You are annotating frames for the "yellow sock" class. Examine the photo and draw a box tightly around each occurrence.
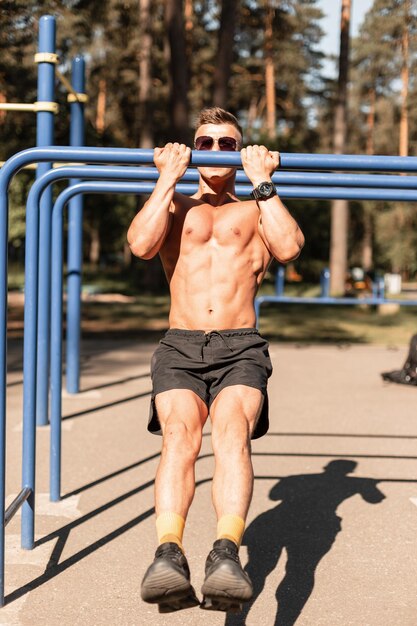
[216,514,245,548]
[156,512,185,551]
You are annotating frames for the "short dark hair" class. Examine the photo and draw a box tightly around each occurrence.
[194,107,243,138]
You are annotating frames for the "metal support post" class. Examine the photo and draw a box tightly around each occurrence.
[66,57,86,394]
[23,17,56,556]
[320,268,331,298]
[275,266,285,296]
[35,15,56,429]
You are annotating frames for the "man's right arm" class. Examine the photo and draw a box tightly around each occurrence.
[127,143,191,259]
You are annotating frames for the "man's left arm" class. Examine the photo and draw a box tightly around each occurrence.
[241,145,305,262]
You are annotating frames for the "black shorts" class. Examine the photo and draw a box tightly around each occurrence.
[148,328,273,439]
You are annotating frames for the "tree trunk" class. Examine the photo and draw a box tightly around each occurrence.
[213,0,238,108]
[123,240,132,268]
[0,91,6,124]
[366,86,375,156]
[399,0,410,157]
[95,78,106,136]
[265,3,276,141]
[164,0,190,143]
[246,96,259,142]
[89,219,100,267]
[184,0,193,31]
[138,0,154,148]
[362,86,375,271]
[184,0,193,61]
[329,0,351,295]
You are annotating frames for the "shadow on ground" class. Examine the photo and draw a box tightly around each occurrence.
[225,460,386,626]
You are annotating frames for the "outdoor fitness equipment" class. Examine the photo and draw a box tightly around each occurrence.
[2,118,417,613]
[0,15,87,425]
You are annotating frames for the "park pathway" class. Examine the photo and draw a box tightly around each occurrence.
[3,339,417,626]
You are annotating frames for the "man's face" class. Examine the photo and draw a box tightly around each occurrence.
[194,123,242,182]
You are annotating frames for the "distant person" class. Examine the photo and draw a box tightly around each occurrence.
[381,333,417,386]
[127,107,304,613]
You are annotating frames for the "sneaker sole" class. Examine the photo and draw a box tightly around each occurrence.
[201,568,253,612]
[141,565,200,612]
[201,596,243,613]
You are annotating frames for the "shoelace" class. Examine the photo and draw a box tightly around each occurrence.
[156,545,183,560]
[209,546,240,564]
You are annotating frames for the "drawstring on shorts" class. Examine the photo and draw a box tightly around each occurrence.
[201,330,234,360]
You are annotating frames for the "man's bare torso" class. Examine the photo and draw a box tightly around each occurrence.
[160,194,272,331]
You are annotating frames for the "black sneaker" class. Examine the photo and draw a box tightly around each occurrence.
[141,542,200,613]
[201,538,253,613]
[381,369,417,385]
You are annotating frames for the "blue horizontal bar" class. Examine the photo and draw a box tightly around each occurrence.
[42,164,417,190]
[4,146,417,176]
[256,296,417,306]
[27,164,417,202]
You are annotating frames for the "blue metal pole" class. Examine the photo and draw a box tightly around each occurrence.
[35,15,56,428]
[275,266,285,296]
[66,57,86,395]
[22,15,55,552]
[49,181,198,500]
[8,145,417,174]
[320,268,331,298]
[50,191,64,502]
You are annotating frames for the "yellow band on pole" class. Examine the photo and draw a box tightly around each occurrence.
[34,52,59,64]
[34,101,59,114]
[56,70,87,104]
[0,162,87,170]
[0,103,37,112]
[0,102,59,113]
[67,93,88,104]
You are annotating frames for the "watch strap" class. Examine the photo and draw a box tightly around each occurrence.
[250,181,277,200]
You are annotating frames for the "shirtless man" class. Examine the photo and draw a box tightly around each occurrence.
[127,107,304,614]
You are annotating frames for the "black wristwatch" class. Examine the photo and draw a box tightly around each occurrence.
[250,181,277,201]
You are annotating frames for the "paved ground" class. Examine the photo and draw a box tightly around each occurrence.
[3,338,417,626]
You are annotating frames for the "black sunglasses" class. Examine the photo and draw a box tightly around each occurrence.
[194,136,239,151]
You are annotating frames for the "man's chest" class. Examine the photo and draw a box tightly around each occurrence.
[176,204,259,248]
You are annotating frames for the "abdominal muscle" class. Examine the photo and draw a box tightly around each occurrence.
[167,246,266,331]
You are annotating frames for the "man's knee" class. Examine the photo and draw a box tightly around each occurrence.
[162,419,203,460]
[211,418,251,456]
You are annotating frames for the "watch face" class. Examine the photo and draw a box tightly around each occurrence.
[259,182,274,196]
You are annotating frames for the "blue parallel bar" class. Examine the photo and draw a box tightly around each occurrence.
[254,295,417,325]
[49,181,198,500]
[31,165,417,189]
[0,149,159,559]
[256,295,417,306]
[66,57,86,395]
[35,15,56,429]
[27,163,417,460]
[7,145,417,173]
[2,144,417,557]
[31,164,417,429]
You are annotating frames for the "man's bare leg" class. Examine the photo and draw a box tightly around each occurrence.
[141,389,208,612]
[155,389,209,521]
[200,385,263,612]
[210,385,262,520]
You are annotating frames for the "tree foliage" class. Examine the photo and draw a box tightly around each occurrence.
[2,0,417,286]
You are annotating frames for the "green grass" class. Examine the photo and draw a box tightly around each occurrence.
[7,264,416,345]
[77,295,417,346]
[258,303,417,345]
